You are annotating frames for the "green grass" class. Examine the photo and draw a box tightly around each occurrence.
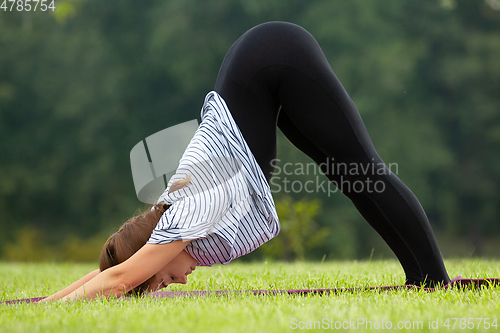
[1,259,499,332]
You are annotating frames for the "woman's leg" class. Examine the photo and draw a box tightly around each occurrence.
[277,111,422,284]
[214,21,449,285]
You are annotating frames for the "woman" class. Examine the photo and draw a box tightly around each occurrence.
[43,21,450,302]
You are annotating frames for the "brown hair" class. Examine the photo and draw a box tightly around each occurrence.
[99,175,191,295]
[99,202,170,294]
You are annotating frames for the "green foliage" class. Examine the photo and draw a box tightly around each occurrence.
[1,0,500,260]
[3,229,54,262]
[257,197,329,260]
[3,228,106,262]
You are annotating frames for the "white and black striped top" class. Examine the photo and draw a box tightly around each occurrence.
[147,91,280,266]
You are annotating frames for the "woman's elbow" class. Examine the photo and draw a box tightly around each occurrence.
[104,265,137,295]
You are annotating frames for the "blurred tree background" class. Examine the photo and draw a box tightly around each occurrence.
[1,0,499,262]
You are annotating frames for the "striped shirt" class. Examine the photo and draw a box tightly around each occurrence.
[147,91,280,266]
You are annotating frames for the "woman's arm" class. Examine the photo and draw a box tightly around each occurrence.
[42,240,189,302]
[42,269,101,302]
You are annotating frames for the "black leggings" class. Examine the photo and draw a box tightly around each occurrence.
[214,21,450,286]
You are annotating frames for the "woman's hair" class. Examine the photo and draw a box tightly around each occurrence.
[99,202,170,294]
[99,173,192,295]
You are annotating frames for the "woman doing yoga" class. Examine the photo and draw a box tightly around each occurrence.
[43,21,450,302]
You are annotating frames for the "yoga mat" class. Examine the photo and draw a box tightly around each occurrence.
[3,276,499,305]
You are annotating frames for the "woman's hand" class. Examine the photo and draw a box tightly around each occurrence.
[43,240,189,302]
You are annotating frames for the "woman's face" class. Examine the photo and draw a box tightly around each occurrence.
[146,249,198,291]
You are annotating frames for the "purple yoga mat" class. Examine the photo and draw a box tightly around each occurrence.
[151,276,500,298]
[3,276,499,305]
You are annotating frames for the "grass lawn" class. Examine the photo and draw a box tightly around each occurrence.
[1,259,499,332]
